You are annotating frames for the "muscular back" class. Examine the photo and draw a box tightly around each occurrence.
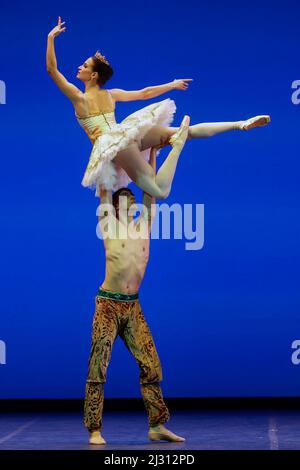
[74,89,116,118]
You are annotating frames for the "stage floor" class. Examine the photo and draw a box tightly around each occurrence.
[0,409,300,450]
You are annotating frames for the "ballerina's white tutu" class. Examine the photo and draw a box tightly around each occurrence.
[75,98,176,195]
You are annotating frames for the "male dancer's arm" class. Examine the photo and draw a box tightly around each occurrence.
[98,186,112,205]
[97,187,117,238]
[136,147,157,232]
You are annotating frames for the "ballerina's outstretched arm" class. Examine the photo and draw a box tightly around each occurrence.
[109,78,193,102]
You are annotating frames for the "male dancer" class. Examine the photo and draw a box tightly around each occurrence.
[84,134,188,445]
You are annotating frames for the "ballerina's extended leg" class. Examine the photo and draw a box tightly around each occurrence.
[188,114,271,138]
[138,115,271,149]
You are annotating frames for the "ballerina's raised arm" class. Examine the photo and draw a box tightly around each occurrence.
[46,16,83,104]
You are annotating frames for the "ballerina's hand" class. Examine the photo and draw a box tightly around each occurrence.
[172,78,193,91]
[48,16,67,38]
[152,136,170,150]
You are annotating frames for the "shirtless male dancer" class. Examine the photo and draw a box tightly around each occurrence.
[84,143,187,445]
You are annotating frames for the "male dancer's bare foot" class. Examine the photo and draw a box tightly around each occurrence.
[89,430,107,445]
[238,115,271,131]
[148,424,186,442]
[169,115,190,149]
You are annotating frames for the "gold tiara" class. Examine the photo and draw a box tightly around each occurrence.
[94,50,110,66]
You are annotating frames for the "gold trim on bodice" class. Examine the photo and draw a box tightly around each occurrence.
[75,110,115,119]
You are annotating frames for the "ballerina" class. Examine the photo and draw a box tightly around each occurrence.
[46,17,271,199]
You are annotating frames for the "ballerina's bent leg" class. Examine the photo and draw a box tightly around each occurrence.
[113,116,190,200]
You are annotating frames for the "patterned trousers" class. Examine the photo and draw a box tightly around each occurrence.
[84,291,170,431]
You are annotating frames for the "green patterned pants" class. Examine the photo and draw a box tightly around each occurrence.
[84,288,170,431]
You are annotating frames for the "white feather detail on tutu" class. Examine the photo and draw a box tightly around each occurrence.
[81,98,177,195]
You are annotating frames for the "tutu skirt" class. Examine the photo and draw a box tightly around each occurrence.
[79,98,176,194]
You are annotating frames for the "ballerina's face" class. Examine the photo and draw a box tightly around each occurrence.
[76,57,97,83]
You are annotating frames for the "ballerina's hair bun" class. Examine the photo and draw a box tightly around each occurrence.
[92,51,114,86]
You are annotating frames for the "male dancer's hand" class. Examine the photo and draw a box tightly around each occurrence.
[155,136,170,149]
[86,126,102,145]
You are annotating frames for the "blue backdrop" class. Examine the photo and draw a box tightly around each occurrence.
[1,0,300,398]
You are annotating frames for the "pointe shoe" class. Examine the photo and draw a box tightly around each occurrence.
[148,425,186,443]
[169,115,190,148]
[241,115,271,130]
[89,430,107,445]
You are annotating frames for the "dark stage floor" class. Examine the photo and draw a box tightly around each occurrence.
[1,409,300,450]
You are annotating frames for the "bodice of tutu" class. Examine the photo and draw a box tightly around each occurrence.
[75,111,117,134]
